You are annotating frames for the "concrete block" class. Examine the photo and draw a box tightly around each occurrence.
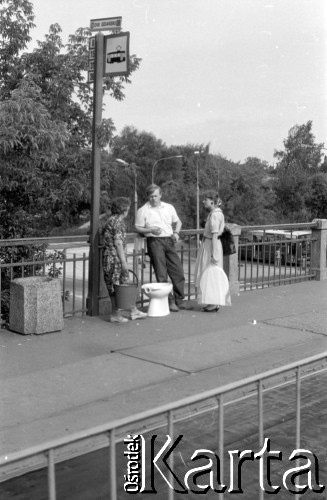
[9,277,64,335]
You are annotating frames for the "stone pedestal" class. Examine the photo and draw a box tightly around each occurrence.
[311,219,327,280]
[9,277,64,335]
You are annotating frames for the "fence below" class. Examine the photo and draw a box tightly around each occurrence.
[1,220,325,322]
[238,223,317,291]
[1,352,327,499]
[0,236,89,324]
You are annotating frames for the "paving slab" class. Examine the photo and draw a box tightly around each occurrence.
[115,322,323,372]
[0,280,327,479]
[264,310,327,335]
[1,354,183,427]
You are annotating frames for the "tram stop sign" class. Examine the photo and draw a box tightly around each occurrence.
[104,32,130,77]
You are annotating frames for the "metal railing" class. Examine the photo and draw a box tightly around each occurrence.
[0,233,200,322]
[1,352,327,498]
[0,236,90,323]
[125,230,200,306]
[238,223,316,290]
[0,222,319,322]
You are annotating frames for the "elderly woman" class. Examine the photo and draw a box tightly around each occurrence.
[194,191,231,312]
[102,197,146,323]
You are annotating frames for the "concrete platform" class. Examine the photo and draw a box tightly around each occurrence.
[0,280,327,476]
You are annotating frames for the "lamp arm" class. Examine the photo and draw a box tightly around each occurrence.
[151,161,159,184]
[151,155,183,184]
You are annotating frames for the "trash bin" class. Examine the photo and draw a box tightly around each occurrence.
[9,277,64,335]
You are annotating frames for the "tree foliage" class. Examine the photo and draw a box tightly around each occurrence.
[0,0,142,325]
[307,173,327,219]
[273,121,327,222]
[0,1,141,238]
[0,0,35,98]
[1,1,326,239]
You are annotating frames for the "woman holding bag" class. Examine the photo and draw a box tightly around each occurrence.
[194,191,231,312]
[102,197,147,323]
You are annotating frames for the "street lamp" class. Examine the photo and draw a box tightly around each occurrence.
[194,151,200,246]
[116,159,138,221]
[151,155,183,184]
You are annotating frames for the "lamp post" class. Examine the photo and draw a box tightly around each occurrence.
[151,155,183,184]
[194,151,200,246]
[116,159,138,221]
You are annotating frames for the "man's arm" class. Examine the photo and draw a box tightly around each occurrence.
[134,225,162,236]
[174,219,182,233]
[172,217,182,241]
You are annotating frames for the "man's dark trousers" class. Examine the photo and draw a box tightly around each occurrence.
[146,237,185,304]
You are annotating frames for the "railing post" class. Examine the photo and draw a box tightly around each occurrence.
[311,219,327,280]
[48,448,56,500]
[223,223,241,295]
[133,233,144,284]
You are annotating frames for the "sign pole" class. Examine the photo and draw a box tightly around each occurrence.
[87,32,104,316]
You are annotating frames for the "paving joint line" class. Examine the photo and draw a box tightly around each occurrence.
[261,319,327,337]
[113,350,192,374]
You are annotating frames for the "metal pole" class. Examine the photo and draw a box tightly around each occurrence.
[132,163,138,221]
[194,152,200,247]
[87,32,104,316]
[109,429,117,500]
[294,367,301,500]
[167,410,174,500]
[258,380,264,500]
[48,448,56,500]
[196,157,199,233]
[151,160,158,184]
[218,395,224,500]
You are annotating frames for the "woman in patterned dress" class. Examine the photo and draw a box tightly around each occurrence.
[102,197,147,323]
[194,191,231,312]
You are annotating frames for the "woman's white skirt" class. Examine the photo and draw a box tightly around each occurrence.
[194,239,231,306]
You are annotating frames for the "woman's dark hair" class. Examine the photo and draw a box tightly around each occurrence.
[202,190,222,207]
[110,197,131,215]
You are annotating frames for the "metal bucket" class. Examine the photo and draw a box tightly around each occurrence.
[114,270,139,310]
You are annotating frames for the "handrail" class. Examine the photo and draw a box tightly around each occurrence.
[1,350,327,467]
[0,220,321,320]
[0,235,90,247]
[242,221,318,231]
[0,221,318,247]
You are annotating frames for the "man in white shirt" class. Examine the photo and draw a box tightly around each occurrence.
[135,184,192,311]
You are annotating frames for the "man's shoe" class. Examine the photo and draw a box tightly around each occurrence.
[130,309,147,320]
[178,302,194,310]
[169,303,179,312]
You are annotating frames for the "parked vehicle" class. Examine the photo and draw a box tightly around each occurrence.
[239,229,311,266]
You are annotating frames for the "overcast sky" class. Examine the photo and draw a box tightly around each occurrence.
[30,0,327,164]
